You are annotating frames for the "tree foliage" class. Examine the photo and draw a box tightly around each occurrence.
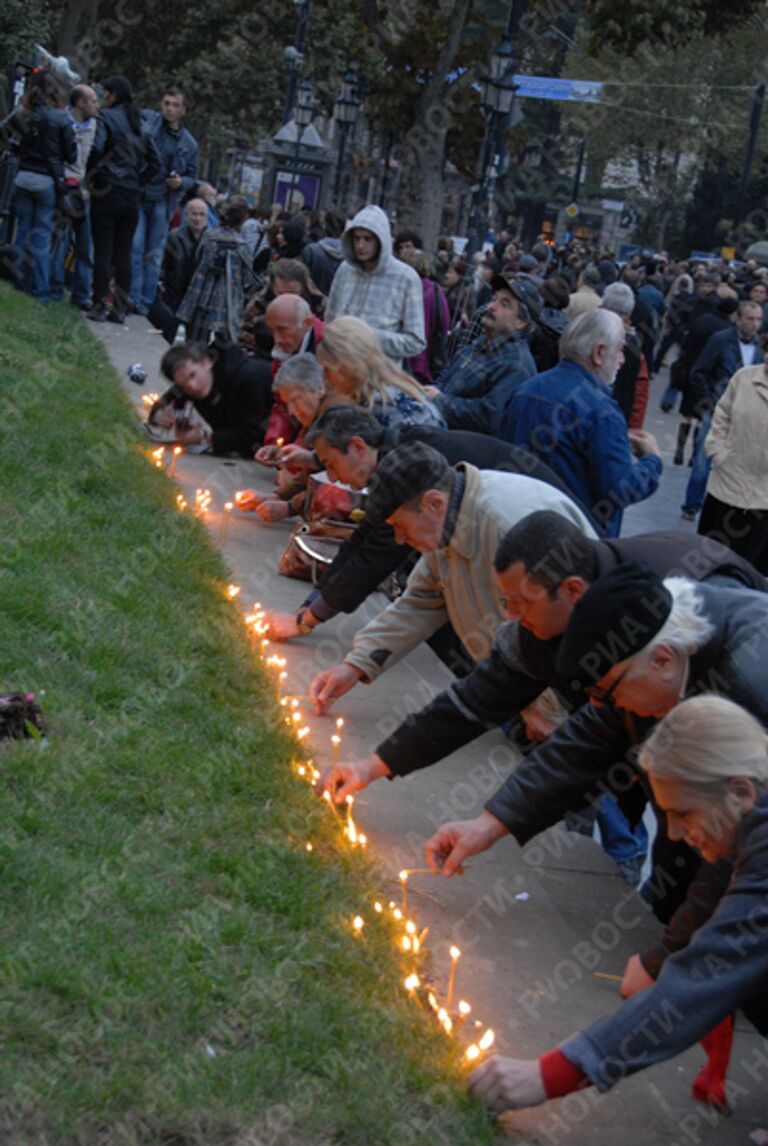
[584,0,765,57]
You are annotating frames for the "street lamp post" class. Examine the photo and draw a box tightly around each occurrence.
[466,1,523,256]
[332,69,360,207]
[283,0,311,125]
[290,77,315,212]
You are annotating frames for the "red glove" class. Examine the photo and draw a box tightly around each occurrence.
[692,1014,734,1111]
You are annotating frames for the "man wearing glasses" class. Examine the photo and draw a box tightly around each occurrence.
[424,561,768,998]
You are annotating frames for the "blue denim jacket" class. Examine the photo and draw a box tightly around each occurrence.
[434,331,536,436]
[501,358,662,536]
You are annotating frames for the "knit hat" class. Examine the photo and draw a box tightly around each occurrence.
[555,562,673,688]
[365,442,451,525]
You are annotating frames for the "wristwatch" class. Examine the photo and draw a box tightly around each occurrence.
[295,607,315,635]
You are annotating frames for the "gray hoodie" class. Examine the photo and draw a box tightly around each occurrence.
[325,204,426,363]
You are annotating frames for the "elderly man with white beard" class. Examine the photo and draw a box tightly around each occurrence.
[500,308,662,537]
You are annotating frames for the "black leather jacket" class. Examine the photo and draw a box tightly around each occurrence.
[87,105,161,193]
[7,105,76,185]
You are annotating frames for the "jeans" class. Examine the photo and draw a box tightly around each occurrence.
[130,197,170,311]
[13,174,56,304]
[660,381,680,411]
[682,409,712,516]
[596,794,649,886]
[50,198,93,306]
[91,185,140,315]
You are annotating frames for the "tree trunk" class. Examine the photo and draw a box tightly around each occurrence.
[53,0,100,71]
[393,99,448,251]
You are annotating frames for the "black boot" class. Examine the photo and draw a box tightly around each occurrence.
[674,422,691,465]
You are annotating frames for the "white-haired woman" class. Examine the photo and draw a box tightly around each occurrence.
[469,694,768,1114]
[317,316,446,430]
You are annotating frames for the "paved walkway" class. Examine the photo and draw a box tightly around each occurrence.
[89,315,765,1144]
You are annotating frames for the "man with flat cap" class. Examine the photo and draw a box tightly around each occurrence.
[309,442,596,713]
[424,562,768,997]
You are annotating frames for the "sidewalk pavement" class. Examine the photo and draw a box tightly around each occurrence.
[88,315,765,1144]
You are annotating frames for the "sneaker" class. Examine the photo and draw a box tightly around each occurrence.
[107,310,126,325]
[87,305,109,322]
[681,509,697,523]
[673,448,684,465]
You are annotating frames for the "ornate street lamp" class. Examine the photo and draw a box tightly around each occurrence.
[290,78,315,211]
[467,14,520,255]
[332,69,361,207]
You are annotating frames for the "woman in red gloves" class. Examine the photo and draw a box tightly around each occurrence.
[470,694,768,1113]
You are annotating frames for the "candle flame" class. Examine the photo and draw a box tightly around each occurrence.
[404,973,419,991]
[427,992,438,1011]
[227,584,240,599]
[335,717,344,730]
[224,500,233,511]
[331,734,341,747]
[405,921,416,934]
[465,1045,480,1062]
[478,1029,495,1051]
[374,902,383,913]
[392,908,402,921]
[358,834,367,846]
[402,937,411,951]
[352,915,364,932]
[173,446,183,457]
[450,945,461,960]
[399,870,408,882]
[305,842,313,852]
[458,1000,471,1017]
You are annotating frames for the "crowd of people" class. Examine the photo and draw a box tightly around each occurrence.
[5,65,768,1123]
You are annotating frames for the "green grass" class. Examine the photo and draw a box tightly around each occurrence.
[0,285,496,1146]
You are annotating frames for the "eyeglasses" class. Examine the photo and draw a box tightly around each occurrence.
[584,667,628,708]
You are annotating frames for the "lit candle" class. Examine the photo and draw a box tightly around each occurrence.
[330,733,341,803]
[399,870,409,916]
[478,1029,495,1052]
[220,499,233,543]
[305,842,313,853]
[465,1045,480,1063]
[169,445,183,478]
[374,902,383,914]
[278,670,287,697]
[276,437,285,448]
[152,446,165,469]
[352,915,365,937]
[457,1000,471,1027]
[446,945,461,1010]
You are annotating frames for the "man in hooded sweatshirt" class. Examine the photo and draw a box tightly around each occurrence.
[325,204,426,364]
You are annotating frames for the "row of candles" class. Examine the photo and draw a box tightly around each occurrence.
[147,441,496,1067]
[246,598,496,1066]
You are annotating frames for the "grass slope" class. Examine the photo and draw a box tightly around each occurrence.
[0,285,496,1146]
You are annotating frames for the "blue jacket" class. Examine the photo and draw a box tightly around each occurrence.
[561,787,768,1091]
[501,358,662,536]
[140,109,198,212]
[689,324,764,414]
[434,331,536,436]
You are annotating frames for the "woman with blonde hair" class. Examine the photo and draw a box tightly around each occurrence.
[468,694,768,1115]
[317,316,445,430]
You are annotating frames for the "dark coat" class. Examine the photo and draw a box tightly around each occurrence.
[87,105,161,193]
[150,344,272,456]
[302,427,576,621]
[8,105,76,184]
[160,223,204,312]
[140,109,198,210]
[689,324,764,415]
[562,789,768,1089]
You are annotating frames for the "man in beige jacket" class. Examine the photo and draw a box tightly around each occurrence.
[565,266,602,320]
[309,442,596,712]
[699,362,768,573]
